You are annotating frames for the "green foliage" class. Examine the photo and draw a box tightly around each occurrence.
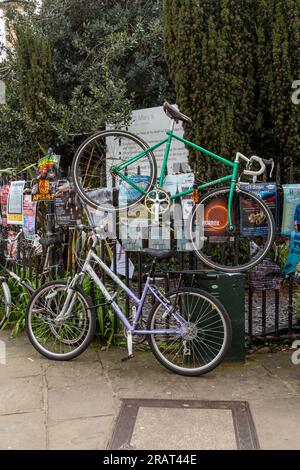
[293,291,300,319]
[0,0,173,167]
[163,0,300,179]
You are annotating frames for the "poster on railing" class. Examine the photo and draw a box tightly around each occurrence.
[7,180,25,225]
[203,195,234,239]
[240,183,277,236]
[281,184,300,236]
[284,231,300,275]
[23,195,37,240]
[32,153,60,202]
[55,179,82,227]
[0,183,10,227]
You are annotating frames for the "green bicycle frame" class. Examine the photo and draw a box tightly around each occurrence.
[112,129,239,228]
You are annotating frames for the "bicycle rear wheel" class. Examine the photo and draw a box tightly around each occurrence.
[148,287,231,376]
[26,281,96,360]
[71,130,157,211]
[189,186,275,272]
[0,279,10,328]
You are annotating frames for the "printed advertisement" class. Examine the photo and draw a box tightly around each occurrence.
[204,195,232,237]
[32,153,60,202]
[240,183,277,236]
[7,180,25,225]
[118,175,150,207]
[23,195,37,240]
[284,231,300,275]
[0,183,10,227]
[281,184,300,236]
[55,179,82,227]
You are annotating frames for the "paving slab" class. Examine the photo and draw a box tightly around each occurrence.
[0,375,44,415]
[0,411,46,450]
[48,383,117,421]
[48,415,114,450]
[0,331,300,450]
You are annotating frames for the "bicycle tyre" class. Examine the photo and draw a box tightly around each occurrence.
[147,287,232,376]
[26,280,96,361]
[189,186,275,272]
[0,279,11,328]
[71,129,157,211]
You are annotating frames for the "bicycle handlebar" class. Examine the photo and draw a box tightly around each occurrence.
[243,155,266,177]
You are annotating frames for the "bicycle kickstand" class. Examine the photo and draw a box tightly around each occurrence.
[122,330,135,362]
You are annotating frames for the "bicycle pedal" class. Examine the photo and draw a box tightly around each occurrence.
[121,354,134,362]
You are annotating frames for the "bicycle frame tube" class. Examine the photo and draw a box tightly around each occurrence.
[60,247,187,335]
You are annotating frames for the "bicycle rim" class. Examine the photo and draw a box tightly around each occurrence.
[190,187,275,272]
[72,130,157,211]
[26,282,95,359]
[148,288,231,376]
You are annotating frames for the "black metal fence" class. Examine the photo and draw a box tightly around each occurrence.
[1,162,300,343]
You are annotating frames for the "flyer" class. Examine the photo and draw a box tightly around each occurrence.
[281,184,300,236]
[32,153,60,202]
[7,180,25,225]
[204,195,232,237]
[23,195,37,240]
[0,183,10,227]
[240,183,277,236]
[55,179,82,227]
[284,231,300,275]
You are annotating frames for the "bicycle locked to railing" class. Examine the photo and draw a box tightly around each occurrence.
[26,225,232,376]
[71,102,276,273]
[0,228,64,329]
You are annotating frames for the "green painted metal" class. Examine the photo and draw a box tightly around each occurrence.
[169,132,235,168]
[113,169,147,195]
[114,138,169,171]
[158,131,173,188]
[111,129,242,230]
[171,174,233,200]
[227,162,239,228]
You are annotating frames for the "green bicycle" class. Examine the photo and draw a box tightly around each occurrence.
[71,102,275,272]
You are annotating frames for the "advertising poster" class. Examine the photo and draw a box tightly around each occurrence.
[281,184,300,236]
[32,153,60,202]
[7,180,25,225]
[284,231,300,275]
[110,241,134,279]
[55,179,82,227]
[0,183,10,227]
[5,230,18,258]
[240,183,277,236]
[204,195,232,238]
[23,195,37,240]
[118,175,150,207]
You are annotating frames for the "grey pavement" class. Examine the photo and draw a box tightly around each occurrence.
[0,330,299,450]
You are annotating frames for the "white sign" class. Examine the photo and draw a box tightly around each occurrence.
[127,105,190,174]
[106,105,190,187]
[7,180,25,225]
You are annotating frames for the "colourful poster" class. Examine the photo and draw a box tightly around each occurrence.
[204,195,232,237]
[55,179,82,227]
[240,183,277,236]
[281,184,300,236]
[0,184,10,227]
[7,180,25,225]
[32,153,60,202]
[284,231,300,275]
[23,195,37,240]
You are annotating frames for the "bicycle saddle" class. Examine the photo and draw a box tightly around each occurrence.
[163,102,192,125]
[143,248,175,260]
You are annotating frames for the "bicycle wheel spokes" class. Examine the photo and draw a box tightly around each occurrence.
[72,130,156,211]
[27,284,93,358]
[190,187,275,272]
[148,289,231,376]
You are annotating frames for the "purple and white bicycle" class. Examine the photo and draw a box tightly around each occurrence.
[25,227,232,376]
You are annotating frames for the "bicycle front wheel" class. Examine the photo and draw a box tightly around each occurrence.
[148,288,231,376]
[26,281,96,360]
[189,186,275,272]
[71,130,157,211]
